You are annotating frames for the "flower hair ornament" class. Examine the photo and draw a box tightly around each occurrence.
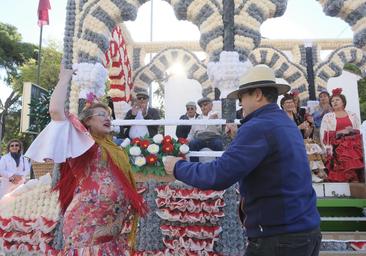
[85,92,97,108]
[290,89,299,97]
[332,88,343,96]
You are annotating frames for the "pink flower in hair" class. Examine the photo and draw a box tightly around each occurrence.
[86,92,97,105]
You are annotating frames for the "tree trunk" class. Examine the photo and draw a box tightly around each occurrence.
[0,91,19,142]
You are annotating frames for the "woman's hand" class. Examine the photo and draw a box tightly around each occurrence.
[9,175,22,184]
[225,123,237,139]
[298,121,308,130]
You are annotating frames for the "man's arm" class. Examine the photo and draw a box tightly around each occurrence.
[173,126,269,190]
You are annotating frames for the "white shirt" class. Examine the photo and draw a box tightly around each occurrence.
[0,153,31,198]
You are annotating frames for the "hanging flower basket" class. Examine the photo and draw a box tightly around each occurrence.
[122,134,189,177]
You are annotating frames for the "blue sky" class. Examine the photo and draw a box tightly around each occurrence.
[0,0,353,101]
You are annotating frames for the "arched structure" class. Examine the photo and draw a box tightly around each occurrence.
[318,0,366,51]
[63,0,366,112]
[249,46,309,101]
[314,45,366,92]
[133,48,214,98]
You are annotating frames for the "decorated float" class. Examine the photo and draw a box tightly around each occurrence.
[1,0,366,255]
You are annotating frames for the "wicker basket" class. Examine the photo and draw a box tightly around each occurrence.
[32,162,54,179]
[133,172,175,183]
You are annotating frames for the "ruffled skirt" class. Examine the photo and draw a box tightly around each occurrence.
[326,134,364,182]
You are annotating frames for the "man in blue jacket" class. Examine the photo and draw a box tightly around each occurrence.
[164,65,321,256]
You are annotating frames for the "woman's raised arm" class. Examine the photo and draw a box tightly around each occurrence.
[49,66,73,121]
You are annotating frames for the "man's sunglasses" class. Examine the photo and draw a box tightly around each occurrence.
[137,96,148,100]
[186,107,195,111]
[10,144,20,148]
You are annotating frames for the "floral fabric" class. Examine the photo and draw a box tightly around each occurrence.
[53,147,132,255]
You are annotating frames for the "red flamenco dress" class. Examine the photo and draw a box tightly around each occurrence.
[324,116,364,182]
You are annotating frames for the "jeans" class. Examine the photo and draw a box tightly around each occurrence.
[189,137,224,162]
[245,228,322,256]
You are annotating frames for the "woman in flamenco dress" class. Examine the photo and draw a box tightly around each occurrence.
[320,88,364,182]
[25,66,147,255]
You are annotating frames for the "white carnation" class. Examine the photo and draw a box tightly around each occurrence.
[120,138,131,148]
[129,146,141,156]
[153,134,164,144]
[147,144,159,154]
[179,144,190,154]
[135,156,146,167]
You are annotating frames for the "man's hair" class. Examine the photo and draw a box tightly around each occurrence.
[245,87,278,103]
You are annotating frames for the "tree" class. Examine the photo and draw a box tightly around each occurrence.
[2,44,62,145]
[0,22,36,143]
[344,63,366,122]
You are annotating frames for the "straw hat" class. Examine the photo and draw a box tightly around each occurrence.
[227,65,290,99]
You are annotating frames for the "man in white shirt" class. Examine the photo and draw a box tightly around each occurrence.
[187,97,223,162]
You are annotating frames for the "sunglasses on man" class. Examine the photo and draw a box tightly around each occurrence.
[186,107,195,111]
[10,144,20,148]
[137,96,148,101]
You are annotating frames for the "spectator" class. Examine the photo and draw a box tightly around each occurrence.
[176,101,199,139]
[187,97,223,162]
[312,90,331,142]
[122,89,160,139]
[0,139,31,198]
[320,88,364,182]
[280,93,312,138]
[291,89,306,121]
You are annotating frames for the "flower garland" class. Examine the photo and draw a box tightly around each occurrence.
[121,134,190,176]
[207,51,253,98]
[71,62,108,99]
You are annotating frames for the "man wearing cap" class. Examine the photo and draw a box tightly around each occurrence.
[122,89,160,139]
[187,97,223,162]
[164,65,321,256]
[176,101,199,139]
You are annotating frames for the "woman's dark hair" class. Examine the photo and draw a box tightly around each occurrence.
[330,94,347,108]
[6,139,23,154]
[280,93,294,109]
[243,87,279,103]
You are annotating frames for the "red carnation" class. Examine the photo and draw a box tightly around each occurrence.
[131,138,141,145]
[146,154,158,165]
[140,139,150,149]
[178,137,188,144]
[163,135,172,144]
[332,88,342,96]
[162,143,174,154]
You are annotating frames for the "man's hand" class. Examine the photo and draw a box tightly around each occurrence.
[163,156,182,175]
[131,104,140,116]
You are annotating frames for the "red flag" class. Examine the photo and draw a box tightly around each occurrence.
[38,0,51,26]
